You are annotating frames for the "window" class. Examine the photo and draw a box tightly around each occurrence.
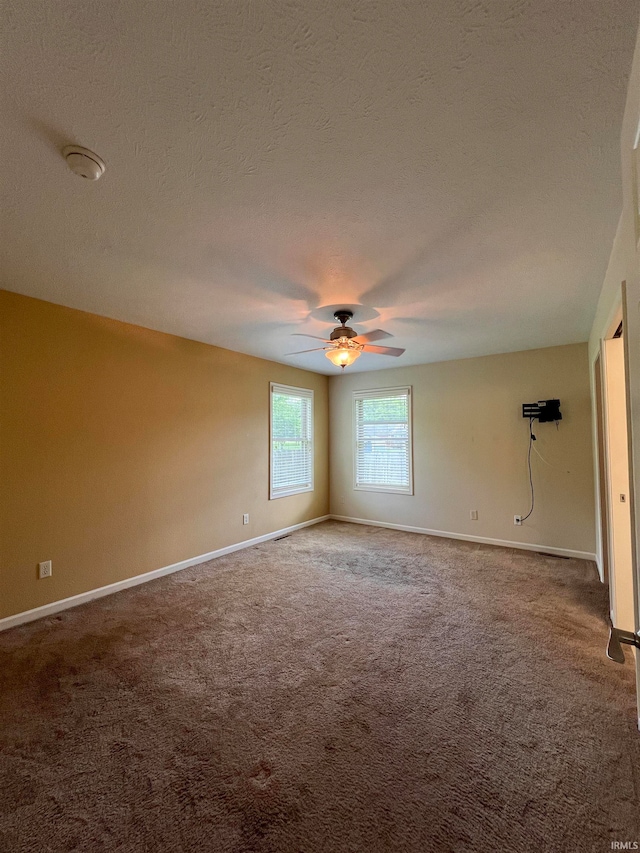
[270,383,314,499]
[354,387,413,494]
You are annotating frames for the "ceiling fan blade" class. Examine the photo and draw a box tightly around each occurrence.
[353,329,392,344]
[362,344,405,357]
[291,333,332,342]
[285,347,329,355]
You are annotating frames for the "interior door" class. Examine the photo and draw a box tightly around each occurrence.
[603,282,640,728]
[622,282,640,726]
[603,335,635,634]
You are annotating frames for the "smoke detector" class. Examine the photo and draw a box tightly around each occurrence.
[62,145,105,181]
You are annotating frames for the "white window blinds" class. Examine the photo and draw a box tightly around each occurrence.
[270,383,314,499]
[354,387,413,493]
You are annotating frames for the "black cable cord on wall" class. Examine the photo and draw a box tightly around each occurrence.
[522,417,536,522]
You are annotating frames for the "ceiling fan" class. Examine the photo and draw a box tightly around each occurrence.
[288,310,405,369]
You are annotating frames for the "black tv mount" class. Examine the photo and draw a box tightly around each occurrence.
[522,399,562,423]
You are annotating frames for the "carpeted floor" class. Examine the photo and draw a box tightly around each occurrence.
[1,521,639,853]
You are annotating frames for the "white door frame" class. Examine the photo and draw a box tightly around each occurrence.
[593,350,611,593]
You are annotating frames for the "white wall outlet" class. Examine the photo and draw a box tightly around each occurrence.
[38,560,52,579]
[243,513,249,525]
[470,510,478,521]
[514,515,522,526]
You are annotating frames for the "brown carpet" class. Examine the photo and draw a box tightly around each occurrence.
[1,521,639,852]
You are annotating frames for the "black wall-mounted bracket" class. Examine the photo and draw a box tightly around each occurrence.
[522,399,562,423]
[522,403,541,419]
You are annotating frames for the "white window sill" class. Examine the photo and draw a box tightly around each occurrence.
[354,485,413,496]
[270,486,314,500]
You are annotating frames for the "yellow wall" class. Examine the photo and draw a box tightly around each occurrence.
[329,343,596,555]
[0,291,329,619]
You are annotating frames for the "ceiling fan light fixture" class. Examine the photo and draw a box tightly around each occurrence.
[325,346,361,369]
[288,309,404,365]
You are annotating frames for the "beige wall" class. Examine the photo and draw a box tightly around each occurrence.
[330,344,596,556]
[0,291,329,620]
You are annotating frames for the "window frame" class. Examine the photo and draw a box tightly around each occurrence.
[353,386,413,495]
[269,382,314,500]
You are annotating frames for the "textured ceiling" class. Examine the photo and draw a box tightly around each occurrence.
[2,1,639,374]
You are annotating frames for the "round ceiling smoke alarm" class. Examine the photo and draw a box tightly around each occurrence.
[62,145,105,180]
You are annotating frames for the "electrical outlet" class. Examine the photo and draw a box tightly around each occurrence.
[514,515,522,526]
[243,513,249,525]
[38,560,52,579]
[470,510,478,520]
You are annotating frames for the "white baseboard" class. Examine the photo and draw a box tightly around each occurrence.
[0,515,331,632]
[329,515,597,562]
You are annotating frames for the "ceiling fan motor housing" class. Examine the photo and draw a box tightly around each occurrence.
[330,310,357,340]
